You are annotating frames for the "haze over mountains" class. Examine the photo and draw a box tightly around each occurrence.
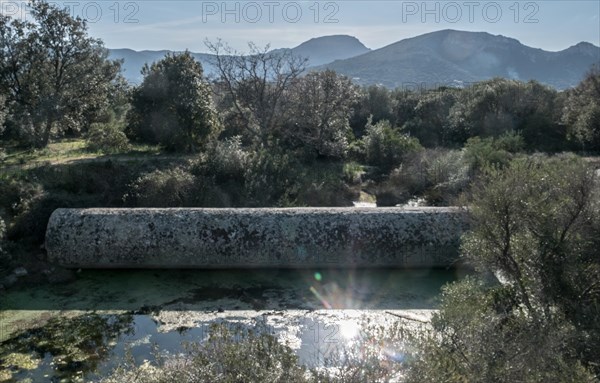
[109,35,369,84]
[109,30,600,90]
[319,30,600,90]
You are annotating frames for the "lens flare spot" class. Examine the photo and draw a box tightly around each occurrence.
[310,286,332,309]
[383,347,406,363]
[314,272,322,281]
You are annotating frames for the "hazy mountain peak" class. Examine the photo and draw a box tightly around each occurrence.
[562,41,600,56]
[319,29,600,89]
[293,35,368,49]
[289,35,370,66]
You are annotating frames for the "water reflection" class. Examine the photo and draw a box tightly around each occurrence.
[0,313,134,382]
[0,268,462,381]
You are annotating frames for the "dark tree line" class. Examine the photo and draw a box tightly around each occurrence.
[350,73,600,153]
[1,1,599,160]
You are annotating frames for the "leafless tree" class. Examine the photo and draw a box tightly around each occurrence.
[205,39,307,147]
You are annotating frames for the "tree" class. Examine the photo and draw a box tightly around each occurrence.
[0,0,121,147]
[406,277,596,383]
[0,215,5,258]
[402,87,459,147]
[349,85,396,139]
[563,66,600,152]
[127,51,219,152]
[518,80,564,151]
[0,93,7,137]
[392,89,420,129]
[464,156,600,348]
[286,70,359,158]
[206,40,307,147]
[406,155,600,381]
[86,76,131,153]
[448,78,519,142]
[447,78,561,149]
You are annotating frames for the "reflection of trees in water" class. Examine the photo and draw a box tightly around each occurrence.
[0,313,134,380]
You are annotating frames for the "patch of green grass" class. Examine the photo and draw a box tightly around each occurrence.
[0,139,163,169]
[1,139,89,166]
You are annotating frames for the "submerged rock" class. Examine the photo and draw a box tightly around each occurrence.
[13,267,28,277]
[43,267,76,284]
[2,273,17,287]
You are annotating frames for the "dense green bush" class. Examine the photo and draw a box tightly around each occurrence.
[372,148,470,206]
[463,131,525,173]
[0,160,194,246]
[37,161,138,204]
[191,142,357,207]
[0,170,96,245]
[293,160,358,207]
[362,118,422,173]
[405,278,595,383]
[124,167,196,207]
[189,138,259,207]
[10,192,99,243]
[242,149,300,207]
[86,121,130,154]
[413,149,470,205]
[0,176,44,219]
[200,136,249,183]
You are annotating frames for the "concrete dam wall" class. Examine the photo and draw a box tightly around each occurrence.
[45,208,468,269]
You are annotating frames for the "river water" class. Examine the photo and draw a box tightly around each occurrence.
[0,268,464,382]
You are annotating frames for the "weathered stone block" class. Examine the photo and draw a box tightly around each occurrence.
[45,208,468,269]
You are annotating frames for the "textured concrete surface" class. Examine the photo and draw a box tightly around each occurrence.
[45,207,468,269]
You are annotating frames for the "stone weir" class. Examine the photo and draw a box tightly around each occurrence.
[45,207,468,269]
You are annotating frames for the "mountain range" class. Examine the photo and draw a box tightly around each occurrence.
[109,35,369,84]
[108,30,600,90]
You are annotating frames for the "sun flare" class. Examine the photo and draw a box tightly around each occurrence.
[338,320,360,340]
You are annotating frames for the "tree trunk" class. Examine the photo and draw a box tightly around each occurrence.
[38,117,54,148]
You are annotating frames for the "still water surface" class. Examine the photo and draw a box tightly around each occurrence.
[0,268,463,382]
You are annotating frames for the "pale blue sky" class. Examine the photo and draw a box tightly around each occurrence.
[4,1,599,52]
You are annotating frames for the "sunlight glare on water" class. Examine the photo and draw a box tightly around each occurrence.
[338,320,360,340]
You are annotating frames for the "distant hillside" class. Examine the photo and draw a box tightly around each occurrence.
[109,35,370,84]
[318,29,600,90]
